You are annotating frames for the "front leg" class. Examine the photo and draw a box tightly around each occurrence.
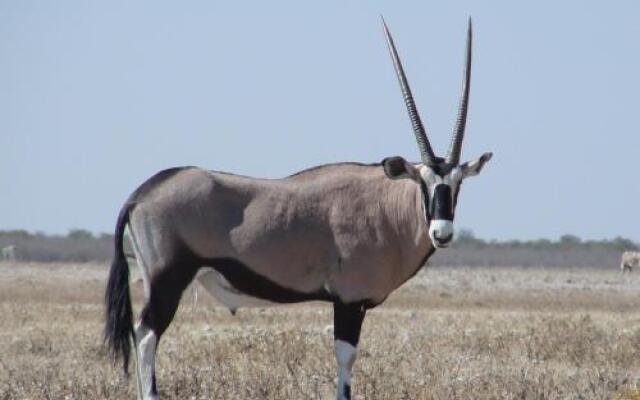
[333,302,366,400]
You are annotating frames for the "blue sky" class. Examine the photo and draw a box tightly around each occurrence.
[1,1,639,241]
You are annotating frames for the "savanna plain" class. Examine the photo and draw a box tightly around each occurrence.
[1,261,640,400]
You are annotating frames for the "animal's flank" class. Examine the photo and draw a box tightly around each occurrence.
[205,257,334,303]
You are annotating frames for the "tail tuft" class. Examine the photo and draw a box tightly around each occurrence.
[104,204,134,375]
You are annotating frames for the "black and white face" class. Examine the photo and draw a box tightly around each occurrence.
[383,152,492,249]
[419,164,462,247]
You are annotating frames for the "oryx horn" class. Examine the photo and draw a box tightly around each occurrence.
[382,17,437,166]
[446,18,472,165]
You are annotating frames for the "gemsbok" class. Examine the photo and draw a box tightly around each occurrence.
[621,251,640,273]
[105,18,493,400]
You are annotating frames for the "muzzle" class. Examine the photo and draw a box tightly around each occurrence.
[429,219,454,248]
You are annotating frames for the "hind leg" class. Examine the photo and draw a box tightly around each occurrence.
[127,211,200,399]
[135,321,158,400]
[134,263,199,400]
[127,227,155,399]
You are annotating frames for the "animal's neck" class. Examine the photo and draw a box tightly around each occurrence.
[380,179,433,281]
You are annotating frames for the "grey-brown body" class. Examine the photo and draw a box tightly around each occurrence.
[131,164,430,306]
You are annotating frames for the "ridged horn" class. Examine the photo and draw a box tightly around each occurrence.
[381,17,437,166]
[446,18,473,165]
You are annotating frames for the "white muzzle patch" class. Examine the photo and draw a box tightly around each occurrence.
[429,219,454,248]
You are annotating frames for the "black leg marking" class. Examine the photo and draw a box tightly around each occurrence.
[333,302,366,400]
[151,374,157,396]
[334,302,366,346]
[141,256,199,336]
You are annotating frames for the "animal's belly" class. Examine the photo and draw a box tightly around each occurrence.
[196,268,277,312]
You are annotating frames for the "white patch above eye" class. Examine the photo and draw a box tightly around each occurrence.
[419,165,440,184]
[446,167,463,183]
[419,165,462,198]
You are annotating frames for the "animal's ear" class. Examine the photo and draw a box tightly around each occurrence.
[382,156,420,181]
[461,152,493,178]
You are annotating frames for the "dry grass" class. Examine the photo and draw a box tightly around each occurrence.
[1,262,640,399]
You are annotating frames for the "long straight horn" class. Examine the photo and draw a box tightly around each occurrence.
[382,17,437,166]
[446,18,473,165]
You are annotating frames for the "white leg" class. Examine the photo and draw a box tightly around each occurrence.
[335,340,357,400]
[192,284,198,311]
[133,342,144,400]
[135,322,159,400]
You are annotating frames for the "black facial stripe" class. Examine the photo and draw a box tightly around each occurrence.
[334,302,366,346]
[452,182,462,217]
[431,184,453,221]
[419,180,430,220]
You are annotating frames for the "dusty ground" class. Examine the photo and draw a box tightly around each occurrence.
[1,262,639,399]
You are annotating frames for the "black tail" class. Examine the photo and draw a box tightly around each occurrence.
[104,202,134,375]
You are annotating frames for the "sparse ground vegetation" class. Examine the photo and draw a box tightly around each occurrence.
[1,262,640,399]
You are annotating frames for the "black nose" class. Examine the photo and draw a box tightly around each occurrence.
[434,232,453,243]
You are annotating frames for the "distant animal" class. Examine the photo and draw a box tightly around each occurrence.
[620,251,640,273]
[104,18,492,400]
[1,245,16,261]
